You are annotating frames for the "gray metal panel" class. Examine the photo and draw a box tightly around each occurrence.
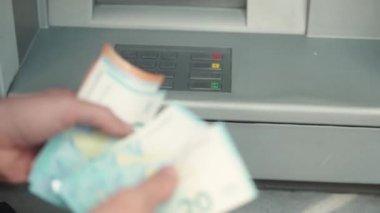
[47,0,306,34]
[12,0,39,62]
[8,27,380,183]
[308,0,380,39]
[37,0,49,29]
[10,28,380,127]
[96,0,246,8]
[229,123,380,184]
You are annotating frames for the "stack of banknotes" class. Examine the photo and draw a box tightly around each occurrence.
[28,44,258,213]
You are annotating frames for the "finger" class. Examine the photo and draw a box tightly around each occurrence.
[70,100,132,136]
[43,88,76,97]
[8,89,74,98]
[136,167,178,209]
[91,167,177,213]
[0,149,36,184]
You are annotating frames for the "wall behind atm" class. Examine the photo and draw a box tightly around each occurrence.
[0,0,39,96]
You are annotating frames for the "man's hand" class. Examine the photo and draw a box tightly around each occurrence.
[0,89,178,213]
[0,89,131,183]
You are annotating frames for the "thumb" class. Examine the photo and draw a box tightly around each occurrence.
[136,167,178,209]
[91,167,177,213]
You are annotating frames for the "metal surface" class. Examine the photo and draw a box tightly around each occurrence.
[256,180,380,195]
[9,27,380,183]
[228,123,380,183]
[2,184,380,213]
[48,0,306,34]
[12,0,39,62]
[10,27,380,127]
[0,0,19,96]
[96,0,246,8]
[308,0,380,39]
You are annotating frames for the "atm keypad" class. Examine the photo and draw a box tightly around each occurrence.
[115,45,231,92]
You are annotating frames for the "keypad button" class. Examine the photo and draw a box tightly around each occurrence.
[191,62,222,71]
[114,45,134,58]
[161,78,174,89]
[127,59,137,65]
[191,62,210,69]
[161,52,178,59]
[137,59,156,68]
[191,53,223,61]
[156,70,175,78]
[145,69,156,74]
[190,70,222,80]
[114,44,231,92]
[139,51,159,59]
[210,81,222,90]
[211,53,222,60]
[211,63,221,70]
[190,80,222,91]
[120,50,137,59]
[159,61,176,69]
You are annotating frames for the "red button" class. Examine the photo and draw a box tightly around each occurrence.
[212,53,222,60]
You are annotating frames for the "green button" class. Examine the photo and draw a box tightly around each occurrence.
[210,81,221,90]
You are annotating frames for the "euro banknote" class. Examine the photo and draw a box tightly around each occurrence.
[29,44,165,206]
[54,105,258,213]
[29,44,259,212]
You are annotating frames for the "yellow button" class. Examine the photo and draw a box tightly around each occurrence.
[211,63,221,69]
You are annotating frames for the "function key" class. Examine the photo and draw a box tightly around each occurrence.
[190,70,222,80]
[120,50,137,59]
[159,61,177,69]
[127,59,137,65]
[161,78,174,89]
[211,63,221,70]
[189,80,222,91]
[211,53,222,60]
[137,59,156,68]
[139,51,159,59]
[191,53,223,61]
[156,70,175,78]
[191,62,222,71]
[161,52,178,59]
[210,81,222,90]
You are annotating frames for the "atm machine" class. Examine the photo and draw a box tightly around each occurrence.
[1,0,380,187]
